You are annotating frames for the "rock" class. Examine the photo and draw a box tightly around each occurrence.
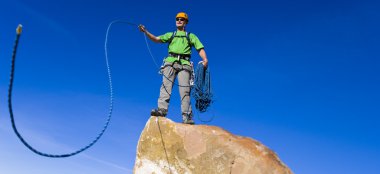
[133,116,293,174]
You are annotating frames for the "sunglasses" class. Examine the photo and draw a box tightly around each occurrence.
[176,18,186,22]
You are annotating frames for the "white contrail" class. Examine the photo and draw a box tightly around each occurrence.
[80,153,133,173]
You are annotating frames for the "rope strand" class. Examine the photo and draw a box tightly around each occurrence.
[7,24,114,158]
[192,63,213,112]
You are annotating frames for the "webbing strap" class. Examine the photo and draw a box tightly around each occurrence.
[168,31,192,47]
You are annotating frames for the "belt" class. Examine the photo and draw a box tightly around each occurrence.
[169,53,191,61]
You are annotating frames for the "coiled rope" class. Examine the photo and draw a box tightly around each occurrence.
[8,24,114,158]
[192,62,213,113]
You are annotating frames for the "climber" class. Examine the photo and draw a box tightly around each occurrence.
[139,12,208,124]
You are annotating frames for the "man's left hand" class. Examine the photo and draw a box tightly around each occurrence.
[202,60,208,68]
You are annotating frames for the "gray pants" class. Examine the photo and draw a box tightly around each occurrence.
[158,62,192,116]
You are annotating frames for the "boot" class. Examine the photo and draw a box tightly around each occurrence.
[182,113,195,125]
[151,108,167,117]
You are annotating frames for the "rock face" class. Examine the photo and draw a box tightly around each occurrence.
[133,117,293,174]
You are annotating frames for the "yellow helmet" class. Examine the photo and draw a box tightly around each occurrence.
[176,12,189,23]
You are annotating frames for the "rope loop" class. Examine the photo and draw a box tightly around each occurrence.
[7,23,115,158]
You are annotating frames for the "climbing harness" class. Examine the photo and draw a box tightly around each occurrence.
[7,24,114,158]
[143,33,193,88]
[168,53,191,61]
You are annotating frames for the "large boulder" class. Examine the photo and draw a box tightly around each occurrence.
[134,116,293,174]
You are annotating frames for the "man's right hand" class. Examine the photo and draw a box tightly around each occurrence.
[138,25,161,43]
[138,24,146,33]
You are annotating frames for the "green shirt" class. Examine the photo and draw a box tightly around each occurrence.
[159,30,204,65]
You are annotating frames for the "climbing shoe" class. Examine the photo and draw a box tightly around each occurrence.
[151,108,167,117]
[183,119,195,125]
[182,113,195,125]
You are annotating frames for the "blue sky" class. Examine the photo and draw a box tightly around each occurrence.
[1,0,379,173]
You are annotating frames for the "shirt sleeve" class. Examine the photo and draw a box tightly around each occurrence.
[189,33,204,50]
[159,32,173,43]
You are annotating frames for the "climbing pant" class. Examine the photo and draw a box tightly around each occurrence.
[158,62,192,116]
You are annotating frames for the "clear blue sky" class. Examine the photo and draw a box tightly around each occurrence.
[1,0,379,173]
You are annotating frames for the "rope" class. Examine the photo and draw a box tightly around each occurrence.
[155,117,173,174]
[194,105,216,123]
[105,19,174,171]
[192,62,213,113]
[7,24,114,158]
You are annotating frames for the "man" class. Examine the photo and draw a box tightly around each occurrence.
[139,12,208,124]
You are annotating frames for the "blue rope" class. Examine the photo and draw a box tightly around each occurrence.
[7,24,114,158]
[192,63,213,113]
